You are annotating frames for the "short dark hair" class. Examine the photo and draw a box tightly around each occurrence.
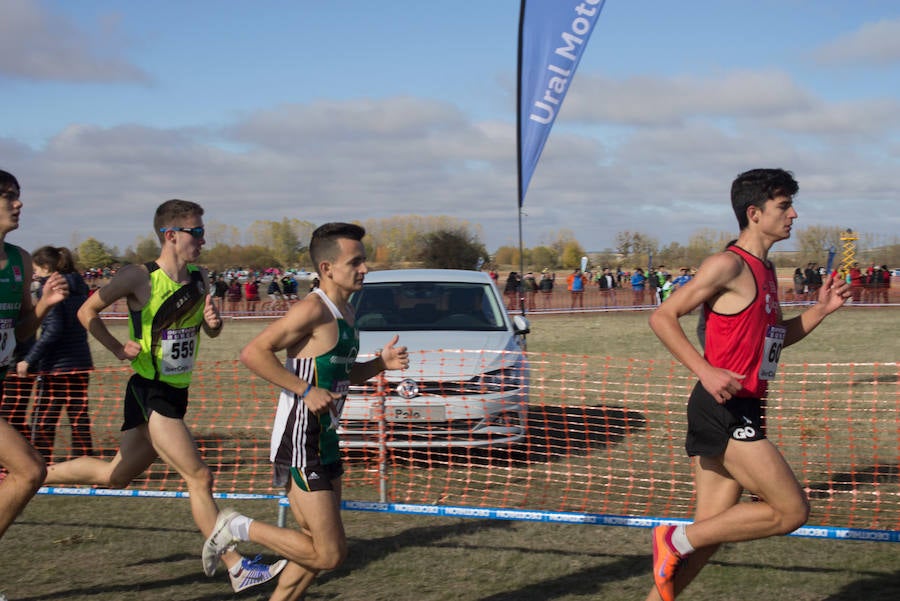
[0,169,20,195]
[309,222,366,275]
[731,168,798,230]
[153,199,204,242]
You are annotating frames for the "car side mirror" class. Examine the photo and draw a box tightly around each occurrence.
[512,314,530,335]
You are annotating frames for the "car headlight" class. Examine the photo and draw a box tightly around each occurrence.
[465,367,525,393]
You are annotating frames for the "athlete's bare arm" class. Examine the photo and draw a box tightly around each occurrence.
[649,251,747,403]
[240,294,341,414]
[77,263,148,361]
[781,271,850,347]
[349,334,409,385]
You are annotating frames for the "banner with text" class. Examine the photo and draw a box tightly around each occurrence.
[517,0,606,207]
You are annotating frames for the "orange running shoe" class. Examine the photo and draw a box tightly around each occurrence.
[652,525,683,601]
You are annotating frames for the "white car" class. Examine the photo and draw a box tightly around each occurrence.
[341,269,530,448]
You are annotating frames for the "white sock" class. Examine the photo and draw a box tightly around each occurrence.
[671,524,695,556]
[229,514,254,542]
[229,560,244,575]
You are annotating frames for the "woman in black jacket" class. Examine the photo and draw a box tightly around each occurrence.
[18,246,93,461]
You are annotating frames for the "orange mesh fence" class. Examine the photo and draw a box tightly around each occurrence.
[26,354,900,538]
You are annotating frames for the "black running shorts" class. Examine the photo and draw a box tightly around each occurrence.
[273,462,344,492]
[685,381,766,457]
[122,374,189,431]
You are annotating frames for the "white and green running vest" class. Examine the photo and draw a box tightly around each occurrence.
[270,288,359,468]
[0,243,26,379]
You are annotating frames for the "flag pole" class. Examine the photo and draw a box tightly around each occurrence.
[516,0,527,315]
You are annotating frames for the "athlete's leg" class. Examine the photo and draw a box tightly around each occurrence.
[250,478,346,571]
[684,438,808,548]
[0,417,45,539]
[63,373,94,457]
[144,412,244,569]
[268,481,340,601]
[643,454,743,601]
[44,424,157,487]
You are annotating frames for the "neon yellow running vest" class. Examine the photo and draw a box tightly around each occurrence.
[129,262,206,388]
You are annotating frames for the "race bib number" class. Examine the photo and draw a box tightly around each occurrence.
[759,324,786,381]
[160,327,198,375]
[0,318,15,368]
[328,379,351,430]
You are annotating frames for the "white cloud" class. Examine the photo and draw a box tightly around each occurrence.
[812,18,900,66]
[562,70,814,125]
[0,0,149,82]
[5,76,899,259]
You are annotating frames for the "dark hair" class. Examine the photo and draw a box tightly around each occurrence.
[153,199,204,242]
[0,169,20,195]
[730,168,798,230]
[309,222,366,275]
[32,246,77,274]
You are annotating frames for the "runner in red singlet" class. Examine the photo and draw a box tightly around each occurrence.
[644,169,852,601]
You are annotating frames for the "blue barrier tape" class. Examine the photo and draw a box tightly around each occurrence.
[39,488,900,543]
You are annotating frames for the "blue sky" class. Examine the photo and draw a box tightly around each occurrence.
[2,0,899,259]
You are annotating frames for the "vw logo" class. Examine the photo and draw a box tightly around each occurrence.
[395,378,420,399]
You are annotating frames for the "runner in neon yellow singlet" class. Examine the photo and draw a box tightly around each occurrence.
[44,199,286,593]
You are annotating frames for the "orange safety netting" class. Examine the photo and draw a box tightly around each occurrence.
[10,355,900,530]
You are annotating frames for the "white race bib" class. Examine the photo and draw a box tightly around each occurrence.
[0,318,15,369]
[759,324,786,381]
[327,379,350,430]
[160,327,198,375]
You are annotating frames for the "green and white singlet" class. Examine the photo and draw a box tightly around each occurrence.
[270,288,359,469]
[0,243,26,380]
[129,262,206,388]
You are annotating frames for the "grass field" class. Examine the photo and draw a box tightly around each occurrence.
[3,306,899,600]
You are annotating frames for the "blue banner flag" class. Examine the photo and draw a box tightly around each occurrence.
[517,0,606,207]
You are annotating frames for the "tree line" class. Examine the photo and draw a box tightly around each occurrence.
[71,216,898,273]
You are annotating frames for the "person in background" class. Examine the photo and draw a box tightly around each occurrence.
[792,267,806,301]
[504,271,520,311]
[522,271,537,311]
[212,273,228,313]
[659,273,675,302]
[672,267,692,292]
[245,277,261,312]
[877,265,891,304]
[0,168,69,546]
[597,267,618,307]
[19,246,94,461]
[225,278,243,313]
[567,268,586,309]
[631,267,647,306]
[539,269,554,309]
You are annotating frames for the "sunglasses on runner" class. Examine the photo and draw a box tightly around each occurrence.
[160,226,205,239]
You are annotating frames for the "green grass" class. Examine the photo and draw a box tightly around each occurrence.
[4,307,899,600]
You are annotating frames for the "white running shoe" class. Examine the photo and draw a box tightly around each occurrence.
[202,508,241,576]
[229,555,288,593]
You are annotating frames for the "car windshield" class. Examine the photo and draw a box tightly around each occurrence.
[350,281,507,331]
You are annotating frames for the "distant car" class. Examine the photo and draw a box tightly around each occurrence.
[341,269,530,448]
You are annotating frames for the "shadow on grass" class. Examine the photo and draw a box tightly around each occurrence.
[824,570,900,601]
[851,372,898,386]
[807,463,900,500]
[380,403,647,469]
[323,518,517,586]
